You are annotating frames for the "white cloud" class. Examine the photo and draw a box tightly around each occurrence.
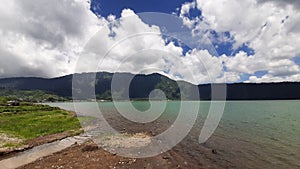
[77,9,224,84]
[0,0,101,78]
[1,1,220,84]
[247,73,300,83]
[181,49,224,83]
[180,0,300,82]
[180,1,198,28]
[258,0,300,9]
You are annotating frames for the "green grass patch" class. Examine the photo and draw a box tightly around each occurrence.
[77,116,96,123]
[0,104,59,113]
[3,142,23,148]
[0,105,81,140]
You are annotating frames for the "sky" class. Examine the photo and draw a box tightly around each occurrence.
[0,0,299,84]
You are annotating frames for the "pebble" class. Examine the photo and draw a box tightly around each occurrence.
[162,156,170,160]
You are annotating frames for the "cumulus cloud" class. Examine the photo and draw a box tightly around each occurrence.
[0,0,101,78]
[0,1,223,84]
[76,9,224,84]
[180,0,300,82]
[179,1,198,28]
[258,0,300,9]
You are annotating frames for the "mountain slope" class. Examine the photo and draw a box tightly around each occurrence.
[0,72,300,100]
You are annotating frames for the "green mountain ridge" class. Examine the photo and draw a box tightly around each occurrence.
[0,72,300,100]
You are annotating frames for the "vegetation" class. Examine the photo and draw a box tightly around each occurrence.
[0,104,81,148]
[0,104,59,114]
[0,89,68,103]
[96,90,112,101]
[155,76,180,99]
[0,96,7,105]
[1,72,300,100]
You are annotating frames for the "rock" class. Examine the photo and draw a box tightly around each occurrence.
[212,149,217,154]
[81,145,99,152]
[162,156,170,160]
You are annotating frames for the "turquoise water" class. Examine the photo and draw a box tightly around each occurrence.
[47,101,300,168]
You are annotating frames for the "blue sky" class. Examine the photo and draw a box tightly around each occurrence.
[91,0,192,18]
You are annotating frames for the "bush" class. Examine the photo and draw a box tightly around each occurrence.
[0,97,7,105]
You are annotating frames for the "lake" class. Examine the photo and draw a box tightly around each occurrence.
[46,101,300,168]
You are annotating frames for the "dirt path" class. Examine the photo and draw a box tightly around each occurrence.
[17,141,192,169]
[0,135,89,169]
[0,132,192,169]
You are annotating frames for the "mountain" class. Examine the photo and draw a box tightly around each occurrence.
[0,72,300,100]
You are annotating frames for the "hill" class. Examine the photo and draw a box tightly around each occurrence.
[0,72,300,100]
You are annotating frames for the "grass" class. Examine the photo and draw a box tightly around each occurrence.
[0,104,81,142]
[0,104,58,113]
[3,142,23,148]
